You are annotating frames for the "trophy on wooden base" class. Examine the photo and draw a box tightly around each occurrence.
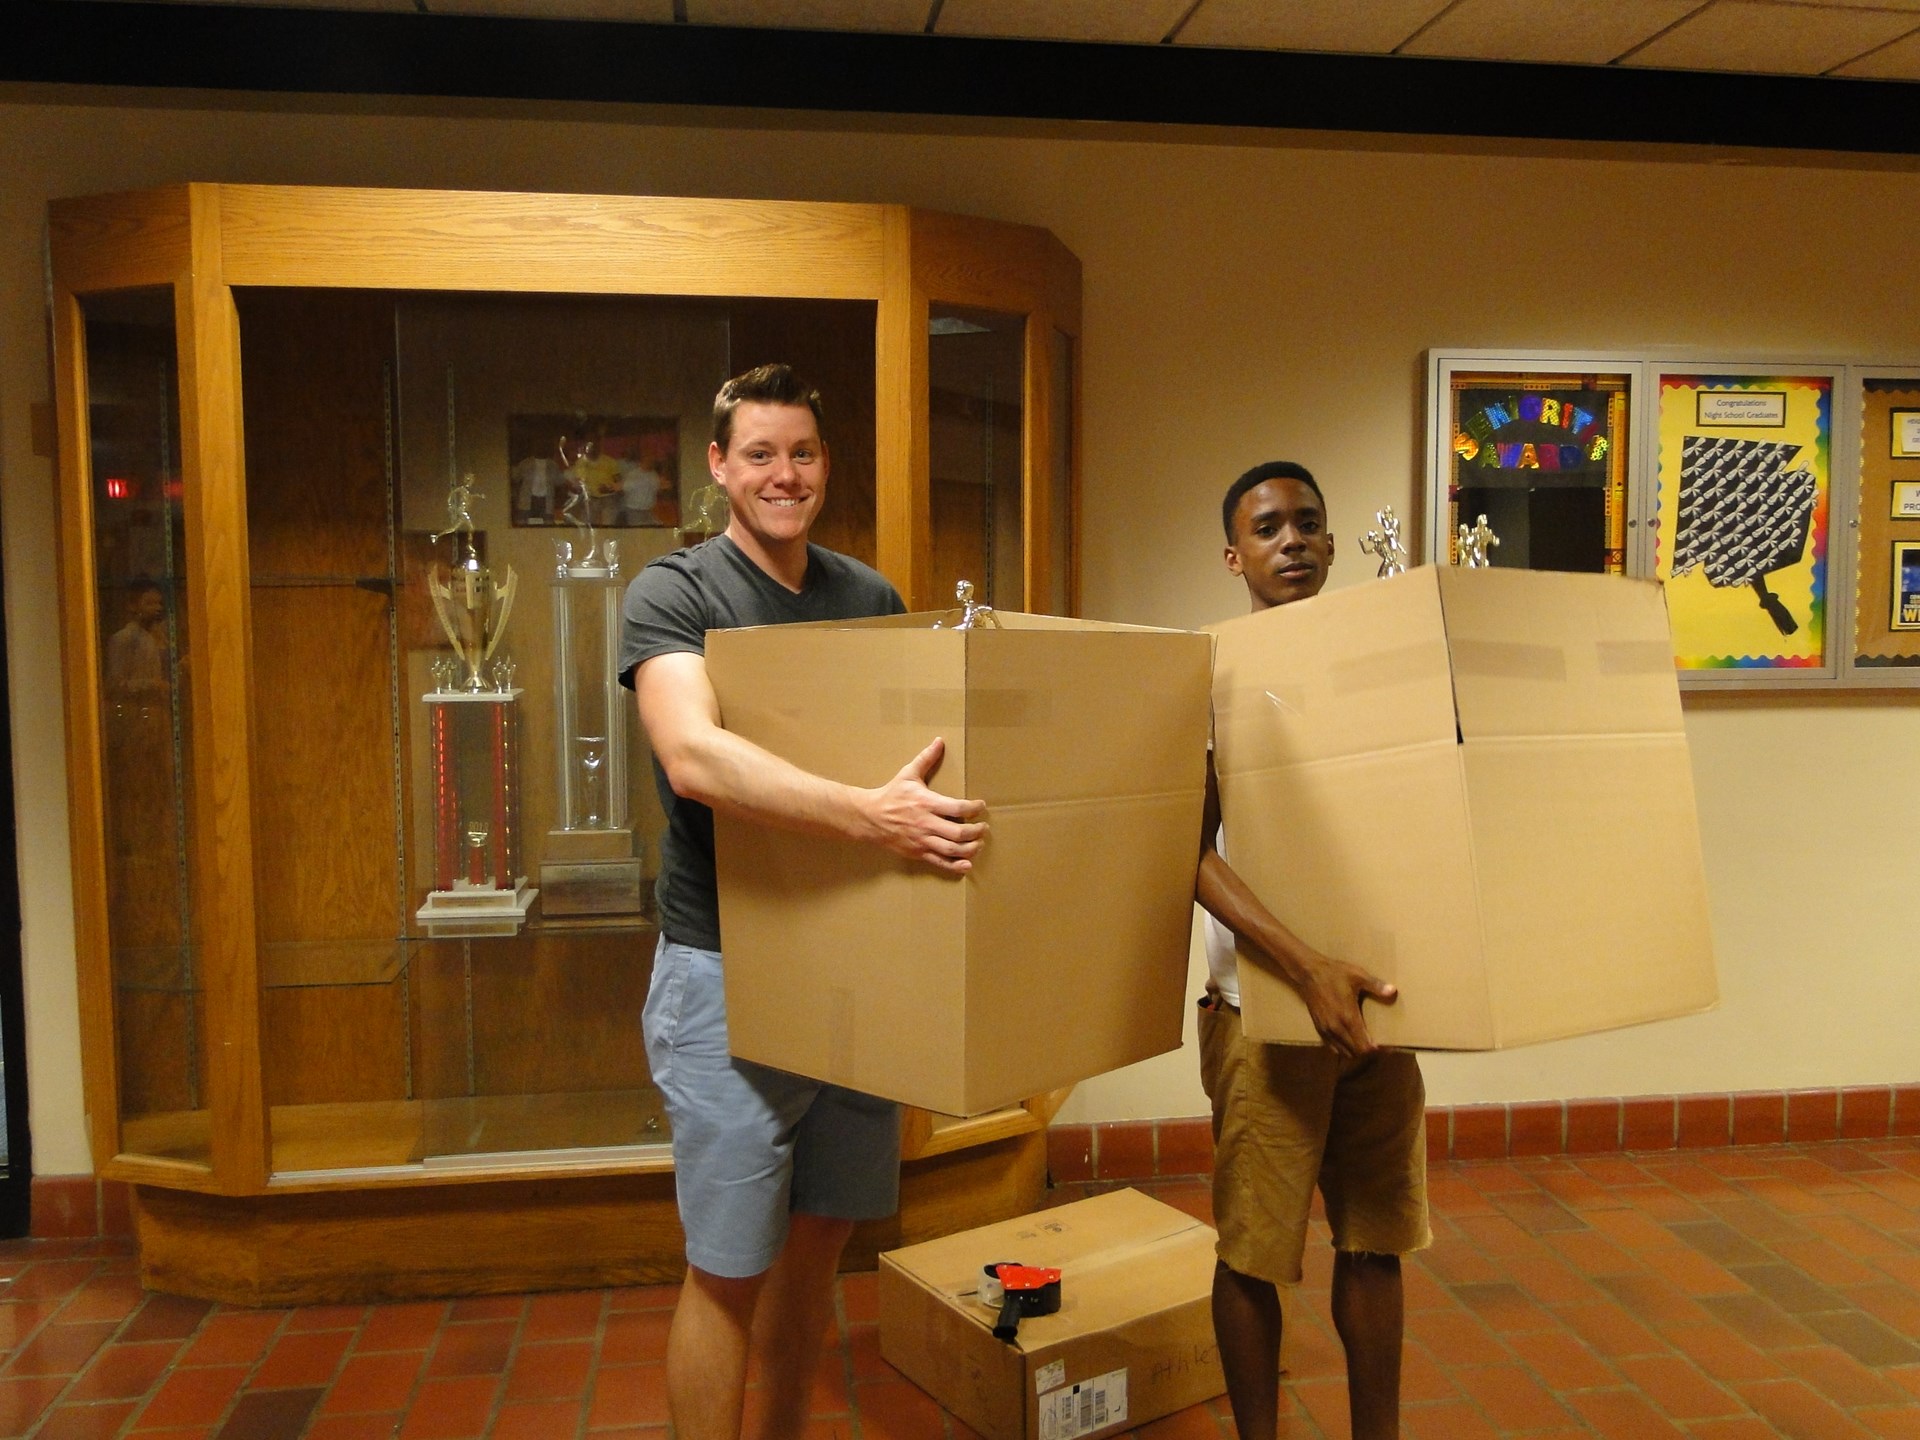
[415,476,537,935]
[540,518,646,918]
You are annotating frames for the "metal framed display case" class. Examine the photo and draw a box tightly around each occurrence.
[1428,353,1642,577]
[1428,349,1920,691]
[1842,368,1920,687]
[51,184,1082,1302]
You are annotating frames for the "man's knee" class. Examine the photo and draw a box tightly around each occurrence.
[781,1212,856,1264]
[685,1262,768,1319]
[1337,1251,1400,1270]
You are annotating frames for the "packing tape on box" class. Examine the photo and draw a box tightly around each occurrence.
[875,688,1049,727]
[1328,644,1450,695]
[1449,640,1567,681]
[1594,639,1676,675]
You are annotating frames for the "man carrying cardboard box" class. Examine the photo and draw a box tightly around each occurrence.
[1195,461,1431,1440]
[619,364,988,1440]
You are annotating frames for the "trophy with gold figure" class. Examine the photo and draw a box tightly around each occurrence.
[416,475,537,935]
[1358,506,1410,578]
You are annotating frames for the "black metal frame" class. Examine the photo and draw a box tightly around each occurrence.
[6,1,1920,157]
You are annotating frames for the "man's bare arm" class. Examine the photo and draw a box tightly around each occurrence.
[636,650,987,875]
[1196,754,1394,1057]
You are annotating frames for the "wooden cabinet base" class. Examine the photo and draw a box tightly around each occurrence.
[132,1129,1047,1306]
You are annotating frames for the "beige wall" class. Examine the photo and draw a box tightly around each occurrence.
[3,96,1915,1171]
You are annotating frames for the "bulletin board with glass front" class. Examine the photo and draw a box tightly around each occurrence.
[1429,351,1920,691]
[1848,370,1920,680]
[1431,357,1637,576]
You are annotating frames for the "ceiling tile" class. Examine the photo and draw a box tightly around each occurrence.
[1622,0,1920,74]
[428,0,675,15]
[687,0,931,30]
[122,0,421,8]
[1401,0,1703,65]
[1832,26,1920,75]
[1174,0,1451,53]
[936,0,1196,45]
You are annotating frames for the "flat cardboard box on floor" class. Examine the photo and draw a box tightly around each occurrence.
[878,1187,1225,1440]
[1209,566,1718,1049]
[707,611,1212,1116]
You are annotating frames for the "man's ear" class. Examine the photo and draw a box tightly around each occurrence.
[1324,534,1334,572]
[1223,543,1244,578]
[708,439,726,486]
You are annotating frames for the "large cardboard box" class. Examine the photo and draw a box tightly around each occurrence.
[1210,566,1718,1049]
[878,1188,1225,1440]
[707,612,1212,1116]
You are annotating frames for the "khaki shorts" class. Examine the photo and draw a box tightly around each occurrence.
[1198,1000,1430,1286]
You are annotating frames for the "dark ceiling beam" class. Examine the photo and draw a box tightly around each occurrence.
[7,0,1919,155]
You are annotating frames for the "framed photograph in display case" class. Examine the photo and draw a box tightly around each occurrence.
[1891,542,1920,630]
[507,412,680,529]
[1649,368,1839,682]
[1426,353,1640,576]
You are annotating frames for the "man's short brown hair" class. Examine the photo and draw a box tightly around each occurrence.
[712,363,824,455]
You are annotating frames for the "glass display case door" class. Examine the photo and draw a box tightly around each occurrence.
[891,213,1080,616]
[52,191,271,1193]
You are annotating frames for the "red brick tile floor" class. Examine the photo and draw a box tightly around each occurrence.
[5,1138,1919,1437]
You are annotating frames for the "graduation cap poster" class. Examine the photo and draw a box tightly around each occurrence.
[1654,373,1831,673]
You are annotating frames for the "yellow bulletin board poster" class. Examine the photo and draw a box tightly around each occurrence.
[1654,373,1831,672]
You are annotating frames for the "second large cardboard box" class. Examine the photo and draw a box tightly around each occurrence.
[878,1188,1225,1440]
[1210,566,1717,1049]
[707,612,1212,1115]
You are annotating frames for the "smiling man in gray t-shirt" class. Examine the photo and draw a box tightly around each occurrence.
[618,364,987,1440]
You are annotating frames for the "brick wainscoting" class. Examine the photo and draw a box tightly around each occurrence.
[1047,1084,1920,1185]
[28,1175,133,1240]
[32,1086,1920,1236]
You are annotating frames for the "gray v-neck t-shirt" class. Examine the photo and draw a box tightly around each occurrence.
[618,535,905,950]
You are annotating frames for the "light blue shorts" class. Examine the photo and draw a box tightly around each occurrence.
[642,937,901,1279]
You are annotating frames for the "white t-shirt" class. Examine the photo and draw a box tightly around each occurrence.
[1202,824,1241,1007]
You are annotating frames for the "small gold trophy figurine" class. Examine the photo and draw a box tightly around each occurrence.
[428,474,519,691]
[1457,513,1501,568]
[934,580,1000,631]
[1358,506,1410,577]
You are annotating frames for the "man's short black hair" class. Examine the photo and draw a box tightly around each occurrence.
[712,363,824,454]
[1222,462,1325,542]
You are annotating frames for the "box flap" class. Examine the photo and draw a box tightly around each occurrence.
[710,624,974,1106]
[765,609,1195,636]
[708,625,968,789]
[1227,744,1497,1049]
[1436,569,1682,741]
[964,792,1193,1111]
[965,629,1211,805]
[1210,568,1457,773]
[1466,734,1719,1046]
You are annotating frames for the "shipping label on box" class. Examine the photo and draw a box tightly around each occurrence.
[707,612,1212,1115]
[1209,566,1718,1050]
[878,1188,1224,1440]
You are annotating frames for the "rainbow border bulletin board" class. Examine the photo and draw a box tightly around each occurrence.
[1654,372,1831,673]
